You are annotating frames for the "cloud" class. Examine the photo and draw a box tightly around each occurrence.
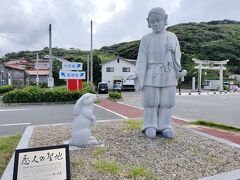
[0,0,240,57]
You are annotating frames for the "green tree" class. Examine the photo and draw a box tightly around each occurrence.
[93,54,102,86]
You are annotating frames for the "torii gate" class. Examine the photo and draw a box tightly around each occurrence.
[192,58,229,92]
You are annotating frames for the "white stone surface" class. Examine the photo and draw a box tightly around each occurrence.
[70,93,99,146]
[126,7,186,139]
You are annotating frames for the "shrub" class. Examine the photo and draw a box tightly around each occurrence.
[0,85,13,94]
[108,92,122,100]
[82,82,95,93]
[2,84,94,103]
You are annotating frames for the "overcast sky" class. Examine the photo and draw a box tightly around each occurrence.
[0,0,240,57]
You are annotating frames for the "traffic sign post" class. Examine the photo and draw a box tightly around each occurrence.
[59,70,85,80]
[59,61,86,91]
[62,62,83,71]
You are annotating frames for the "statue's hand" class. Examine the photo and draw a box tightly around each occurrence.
[167,43,175,52]
[123,72,137,82]
[90,115,96,125]
[177,70,187,81]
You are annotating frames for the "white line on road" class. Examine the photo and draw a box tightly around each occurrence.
[0,109,29,112]
[0,122,31,127]
[94,104,128,119]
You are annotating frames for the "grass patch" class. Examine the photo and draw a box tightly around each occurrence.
[162,138,178,144]
[125,119,143,130]
[208,154,218,162]
[92,159,120,175]
[128,165,155,179]
[0,134,21,177]
[70,159,85,178]
[190,120,240,132]
[92,147,108,157]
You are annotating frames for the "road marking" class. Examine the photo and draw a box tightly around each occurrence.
[94,104,128,119]
[97,118,141,122]
[0,109,29,112]
[0,122,31,127]
[171,116,190,122]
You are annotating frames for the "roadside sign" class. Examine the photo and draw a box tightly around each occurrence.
[36,78,39,83]
[62,62,82,70]
[59,70,85,79]
[13,145,70,180]
[48,78,54,88]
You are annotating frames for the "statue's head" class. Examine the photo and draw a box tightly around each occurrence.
[147,7,168,33]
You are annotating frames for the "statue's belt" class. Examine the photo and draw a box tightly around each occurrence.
[147,62,174,77]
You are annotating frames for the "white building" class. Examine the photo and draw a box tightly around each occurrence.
[101,57,136,89]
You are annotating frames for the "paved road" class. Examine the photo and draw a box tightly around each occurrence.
[121,91,240,127]
[0,104,122,136]
[1,91,240,136]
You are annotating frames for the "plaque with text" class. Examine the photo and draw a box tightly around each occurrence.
[13,144,70,180]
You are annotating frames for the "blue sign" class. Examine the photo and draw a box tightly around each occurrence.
[59,70,85,79]
[62,62,82,70]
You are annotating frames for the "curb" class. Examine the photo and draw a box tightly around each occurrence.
[198,169,240,180]
[1,126,34,180]
[176,91,238,96]
[1,101,76,107]
[176,125,240,149]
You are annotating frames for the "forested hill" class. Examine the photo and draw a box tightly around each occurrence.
[2,19,240,84]
[100,19,240,77]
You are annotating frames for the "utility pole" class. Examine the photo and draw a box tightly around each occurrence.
[197,63,202,92]
[48,24,54,88]
[36,53,39,87]
[90,20,93,84]
[87,54,90,83]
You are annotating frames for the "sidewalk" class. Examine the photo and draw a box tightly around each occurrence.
[98,99,240,146]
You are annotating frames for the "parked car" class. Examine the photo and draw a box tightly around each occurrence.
[113,83,122,92]
[122,79,135,91]
[98,82,108,94]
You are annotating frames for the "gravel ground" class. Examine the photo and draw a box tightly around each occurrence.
[29,120,240,180]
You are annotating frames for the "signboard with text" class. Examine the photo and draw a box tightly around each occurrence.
[59,70,85,80]
[13,145,70,180]
[62,62,82,71]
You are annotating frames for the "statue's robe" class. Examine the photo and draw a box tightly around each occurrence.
[135,30,181,90]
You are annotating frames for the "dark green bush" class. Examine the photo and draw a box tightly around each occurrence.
[108,92,122,100]
[2,84,95,103]
[0,85,13,94]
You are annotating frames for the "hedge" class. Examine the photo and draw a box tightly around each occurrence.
[0,85,13,94]
[2,84,95,103]
[108,92,122,100]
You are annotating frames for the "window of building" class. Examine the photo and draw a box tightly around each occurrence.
[106,67,114,72]
[122,67,130,72]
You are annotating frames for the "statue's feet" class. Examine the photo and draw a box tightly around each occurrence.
[88,136,99,145]
[89,136,97,140]
[161,128,175,139]
[87,139,99,145]
[145,127,156,139]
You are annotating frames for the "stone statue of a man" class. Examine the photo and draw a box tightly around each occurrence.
[126,7,186,139]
